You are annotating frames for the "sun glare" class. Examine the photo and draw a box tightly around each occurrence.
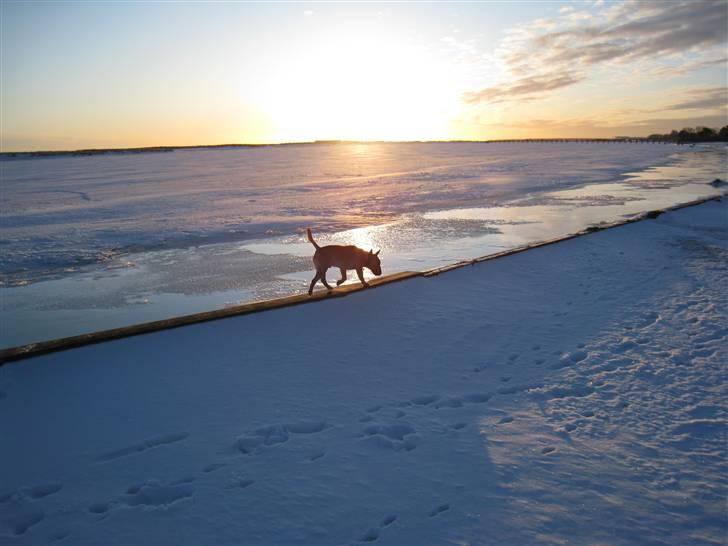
[258,31,461,142]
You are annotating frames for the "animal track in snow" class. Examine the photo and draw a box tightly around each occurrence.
[429,503,450,517]
[411,394,439,406]
[360,528,379,542]
[23,483,62,499]
[361,422,420,451]
[539,384,595,400]
[496,383,542,396]
[3,510,45,536]
[551,350,588,368]
[638,311,661,328]
[227,478,255,490]
[203,462,226,473]
[431,392,491,408]
[237,420,328,454]
[359,513,398,542]
[125,480,194,507]
[434,397,465,409]
[169,476,195,486]
[463,393,491,403]
[95,432,189,463]
[88,502,112,515]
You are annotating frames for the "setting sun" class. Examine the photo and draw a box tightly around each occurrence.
[256,29,463,142]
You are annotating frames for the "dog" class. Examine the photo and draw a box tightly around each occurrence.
[306,228,381,295]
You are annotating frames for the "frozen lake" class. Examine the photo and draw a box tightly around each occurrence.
[1,141,725,348]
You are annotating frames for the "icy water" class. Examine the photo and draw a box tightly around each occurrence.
[1,142,725,348]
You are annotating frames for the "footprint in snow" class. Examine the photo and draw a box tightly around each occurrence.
[429,503,450,517]
[203,462,226,473]
[124,480,194,507]
[237,420,328,455]
[227,479,255,490]
[95,432,189,463]
[23,483,62,499]
[359,514,398,542]
[4,510,45,536]
[360,528,379,542]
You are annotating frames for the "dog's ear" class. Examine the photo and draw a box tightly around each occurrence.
[375,249,381,256]
[369,249,373,254]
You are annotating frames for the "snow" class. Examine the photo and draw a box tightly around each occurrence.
[0,198,725,545]
[1,142,726,348]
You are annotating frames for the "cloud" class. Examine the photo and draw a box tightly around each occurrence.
[463,73,583,104]
[663,87,728,111]
[489,113,728,138]
[650,56,727,77]
[465,0,728,104]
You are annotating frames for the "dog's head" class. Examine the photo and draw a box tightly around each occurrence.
[367,249,382,276]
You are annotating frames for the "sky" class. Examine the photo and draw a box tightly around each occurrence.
[1,0,726,151]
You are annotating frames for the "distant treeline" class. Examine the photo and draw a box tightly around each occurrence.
[647,126,728,143]
[3,130,727,159]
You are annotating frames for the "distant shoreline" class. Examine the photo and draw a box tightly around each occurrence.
[0,138,696,159]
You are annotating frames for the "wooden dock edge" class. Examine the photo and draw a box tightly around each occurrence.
[0,271,422,365]
[1,194,723,365]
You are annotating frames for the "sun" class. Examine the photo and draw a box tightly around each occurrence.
[256,31,462,142]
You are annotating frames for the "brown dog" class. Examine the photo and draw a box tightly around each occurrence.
[307,228,381,295]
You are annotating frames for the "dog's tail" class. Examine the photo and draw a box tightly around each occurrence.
[306,228,320,250]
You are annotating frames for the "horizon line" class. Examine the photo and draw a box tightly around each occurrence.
[0,136,680,157]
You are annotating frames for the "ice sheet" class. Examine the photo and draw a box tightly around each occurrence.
[1,142,725,347]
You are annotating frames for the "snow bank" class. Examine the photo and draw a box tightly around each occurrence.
[0,199,725,545]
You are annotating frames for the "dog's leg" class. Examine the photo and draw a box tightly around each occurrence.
[356,268,369,288]
[320,269,333,291]
[308,273,320,296]
[336,268,347,286]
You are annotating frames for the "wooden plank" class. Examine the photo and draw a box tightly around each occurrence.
[0,270,422,365]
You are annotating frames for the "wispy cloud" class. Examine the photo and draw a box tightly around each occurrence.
[665,87,728,111]
[466,0,728,105]
[463,73,583,104]
[490,113,727,138]
[650,56,727,77]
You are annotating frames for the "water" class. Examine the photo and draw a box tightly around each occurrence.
[1,142,725,348]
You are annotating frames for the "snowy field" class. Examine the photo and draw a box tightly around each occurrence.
[0,198,725,545]
[1,142,725,348]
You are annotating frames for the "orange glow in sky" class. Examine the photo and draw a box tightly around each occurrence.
[1,2,725,151]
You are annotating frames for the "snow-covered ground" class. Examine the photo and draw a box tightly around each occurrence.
[1,198,725,545]
[1,142,725,348]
